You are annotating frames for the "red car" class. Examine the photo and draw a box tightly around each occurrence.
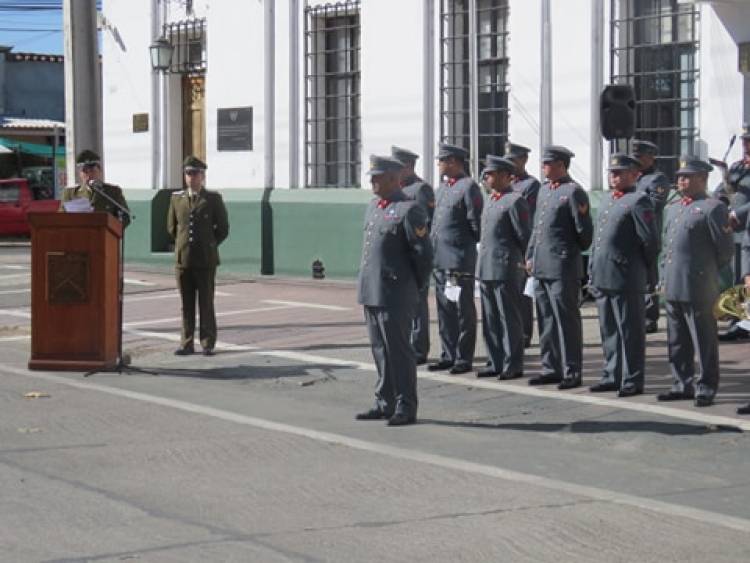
[0,178,60,236]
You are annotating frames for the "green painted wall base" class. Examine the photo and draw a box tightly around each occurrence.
[122,187,606,279]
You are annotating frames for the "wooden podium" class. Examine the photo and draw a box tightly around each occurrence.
[28,212,123,371]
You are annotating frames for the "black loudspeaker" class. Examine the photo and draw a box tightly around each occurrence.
[600,85,636,140]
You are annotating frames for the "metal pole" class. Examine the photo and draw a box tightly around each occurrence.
[63,0,102,183]
[423,0,435,185]
[52,126,59,198]
[540,0,553,163]
[468,0,479,176]
[265,0,276,189]
[290,0,300,188]
[591,0,604,190]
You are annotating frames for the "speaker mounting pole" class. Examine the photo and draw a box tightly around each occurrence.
[591,0,604,190]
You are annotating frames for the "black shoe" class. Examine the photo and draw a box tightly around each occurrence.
[618,386,643,398]
[737,403,750,415]
[694,395,714,408]
[387,413,416,426]
[528,374,562,386]
[202,348,215,356]
[174,347,194,356]
[558,377,582,390]
[355,408,392,421]
[589,381,618,393]
[428,360,454,372]
[718,325,750,342]
[449,364,472,375]
[657,389,695,401]
[645,321,658,334]
[498,372,523,381]
[415,357,428,366]
[524,337,532,349]
[476,367,500,378]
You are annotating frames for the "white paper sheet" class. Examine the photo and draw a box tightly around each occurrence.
[63,197,94,213]
[523,277,536,299]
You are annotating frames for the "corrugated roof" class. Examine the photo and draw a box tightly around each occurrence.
[0,117,65,130]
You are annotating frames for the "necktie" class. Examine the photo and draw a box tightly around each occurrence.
[681,197,693,206]
[377,199,390,209]
[612,190,625,200]
[491,192,505,201]
[447,178,458,187]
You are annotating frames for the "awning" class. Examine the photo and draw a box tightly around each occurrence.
[0,137,66,158]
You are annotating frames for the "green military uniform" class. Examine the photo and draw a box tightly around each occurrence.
[167,156,229,354]
[60,149,131,228]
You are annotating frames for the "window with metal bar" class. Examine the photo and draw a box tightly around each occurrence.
[440,0,509,169]
[304,1,361,188]
[610,0,699,179]
[164,18,207,75]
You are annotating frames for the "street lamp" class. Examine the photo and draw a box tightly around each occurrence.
[149,37,173,190]
[149,37,173,72]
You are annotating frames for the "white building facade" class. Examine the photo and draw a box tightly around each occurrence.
[100,0,750,275]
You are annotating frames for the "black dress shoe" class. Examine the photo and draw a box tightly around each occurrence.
[558,377,582,390]
[528,374,562,386]
[737,403,750,415]
[415,357,428,366]
[498,372,523,381]
[174,347,194,356]
[449,364,472,375]
[657,389,695,401]
[645,321,658,334]
[202,348,215,356]
[524,337,532,349]
[589,381,618,393]
[428,360,454,372]
[618,386,643,398]
[694,395,714,408]
[355,408,392,421]
[718,324,750,342]
[476,367,500,378]
[387,413,416,426]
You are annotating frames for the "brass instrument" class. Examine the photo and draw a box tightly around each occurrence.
[714,285,750,322]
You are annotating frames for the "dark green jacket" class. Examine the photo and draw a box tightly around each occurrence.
[167,189,229,269]
[59,182,131,228]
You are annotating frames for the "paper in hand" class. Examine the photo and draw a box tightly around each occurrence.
[63,197,94,213]
[524,277,536,299]
[444,280,462,303]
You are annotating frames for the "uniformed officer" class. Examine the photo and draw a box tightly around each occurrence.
[588,154,660,397]
[391,145,436,365]
[719,125,750,342]
[476,155,531,379]
[167,156,230,356]
[355,155,433,426]
[632,140,672,334]
[60,150,131,228]
[657,157,734,407]
[505,142,541,348]
[428,143,484,374]
[526,146,593,389]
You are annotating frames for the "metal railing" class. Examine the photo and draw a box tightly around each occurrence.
[164,18,207,75]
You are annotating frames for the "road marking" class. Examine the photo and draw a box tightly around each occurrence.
[125,290,232,303]
[1,364,749,535]
[0,289,30,295]
[123,278,157,287]
[0,335,29,342]
[123,305,296,328]
[262,299,352,311]
[3,305,749,431]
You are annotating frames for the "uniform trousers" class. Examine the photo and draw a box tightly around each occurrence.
[410,284,430,361]
[365,305,418,417]
[665,300,719,397]
[535,278,583,378]
[433,270,477,367]
[595,290,646,390]
[480,280,524,375]
[177,267,217,350]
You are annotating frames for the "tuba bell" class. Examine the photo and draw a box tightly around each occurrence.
[713,285,750,323]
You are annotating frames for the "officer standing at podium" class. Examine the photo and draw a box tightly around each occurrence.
[167,156,230,357]
[60,150,131,228]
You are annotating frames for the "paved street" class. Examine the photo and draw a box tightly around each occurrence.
[1,243,750,562]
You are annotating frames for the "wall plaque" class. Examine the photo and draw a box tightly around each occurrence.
[217,107,253,151]
[47,252,89,305]
[133,113,149,133]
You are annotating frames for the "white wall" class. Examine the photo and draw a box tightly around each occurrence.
[101,0,154,189]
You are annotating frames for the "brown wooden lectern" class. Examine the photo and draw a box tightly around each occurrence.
[28,212,122,371]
